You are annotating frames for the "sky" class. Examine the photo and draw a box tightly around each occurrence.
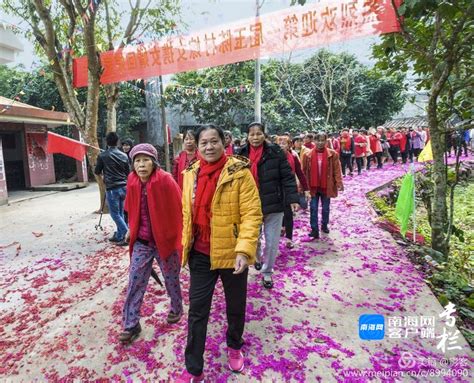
[0,0,379,70]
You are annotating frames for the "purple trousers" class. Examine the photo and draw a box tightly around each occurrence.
[122,241,183,330]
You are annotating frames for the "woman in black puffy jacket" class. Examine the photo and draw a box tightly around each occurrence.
[238,122,299,289]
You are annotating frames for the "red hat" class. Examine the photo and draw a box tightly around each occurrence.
[129,143,158,162]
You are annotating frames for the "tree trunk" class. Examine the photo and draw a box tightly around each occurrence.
[106,98,117,134]
[83,14,103,212]
[427,96,448,255]
[105,84,119,134]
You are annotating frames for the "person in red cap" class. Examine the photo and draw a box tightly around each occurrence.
[119,143,183,344]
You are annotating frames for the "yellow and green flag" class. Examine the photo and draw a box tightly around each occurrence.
[418,141,433,162]
[395,172,415,237]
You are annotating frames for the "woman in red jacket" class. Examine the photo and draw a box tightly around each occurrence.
[353,130,368,175]
[120,144,184,344]
[278,136,310,248]
[173,130,198,189]
[387,128,403,165]
[368,127,383,169]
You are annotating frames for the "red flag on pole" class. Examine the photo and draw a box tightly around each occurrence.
[47,131,89,161]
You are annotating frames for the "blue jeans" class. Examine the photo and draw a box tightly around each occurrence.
[106,186,128,240]
[310,193,330,231]
[298,192,308,210]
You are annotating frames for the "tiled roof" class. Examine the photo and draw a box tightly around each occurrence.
[384,116,428,128]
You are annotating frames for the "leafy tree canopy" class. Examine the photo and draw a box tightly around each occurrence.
[167,50,405,135]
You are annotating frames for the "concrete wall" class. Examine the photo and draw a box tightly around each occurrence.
[0,136,7,205]
[24,129,55,187]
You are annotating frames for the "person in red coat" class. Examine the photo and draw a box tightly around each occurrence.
[303,132,344,239]
[331,133,341,154]
[368,127,383,169]
[120,144,184,344]
[278,135,310,248]
[224,130,234,155]
[387,128,403,165]
[353,130,368,175]
[338,129,354,176]
[399,127,410,164]
[173,130,198,189]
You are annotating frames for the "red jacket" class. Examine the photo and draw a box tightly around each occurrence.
[172,151,198,189]
[290,151,309,191]
[354,135,367,157]
[400,133,407,152]
[303,148,343,198]
[369,134,382,153]
[388,132,403,147]
[125,169,183,260]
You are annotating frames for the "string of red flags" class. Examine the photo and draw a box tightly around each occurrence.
[168,84,254,96]
[122,80,253,99]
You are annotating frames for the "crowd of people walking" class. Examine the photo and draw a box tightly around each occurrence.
[93,122,472,382]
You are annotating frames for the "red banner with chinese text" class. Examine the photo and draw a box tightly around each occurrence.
[73,0,400,88]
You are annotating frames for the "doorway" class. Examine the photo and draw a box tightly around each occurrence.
[0,132,26,190]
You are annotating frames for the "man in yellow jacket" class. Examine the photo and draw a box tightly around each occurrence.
[177,124,262,383]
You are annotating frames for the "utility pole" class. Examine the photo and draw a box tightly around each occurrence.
[254,0,262,123]
[144,77,170,172]
[159,75,171,172]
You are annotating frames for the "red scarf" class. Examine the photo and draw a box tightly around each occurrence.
[125,170,183,260]
[286,151,296,173]
[177,150,197,189]
[225,145,234,155]
[249,144,264,186]
[309,148,328,192]
[193,154,228,244]
[341,133,351,151]
[304,142,315,149]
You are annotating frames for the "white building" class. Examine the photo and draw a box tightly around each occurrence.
[0,23,24,64]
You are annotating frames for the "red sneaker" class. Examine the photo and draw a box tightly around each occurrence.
[227,347,245,372]
[175,370,204,383]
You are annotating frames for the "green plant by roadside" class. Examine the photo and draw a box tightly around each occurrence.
[369,176,474,347]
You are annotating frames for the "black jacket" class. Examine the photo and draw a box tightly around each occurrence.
[238,143,298,215]
[94,147,130,190]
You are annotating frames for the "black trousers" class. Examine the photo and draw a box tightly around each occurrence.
[389,146,400,163]
[366,154,373,170]
[401,149,408,164]
[355,157,364,174]
[340,153,353,175]
[375,152,383,168]
[185,250,248,376]
[283,204,294,240]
